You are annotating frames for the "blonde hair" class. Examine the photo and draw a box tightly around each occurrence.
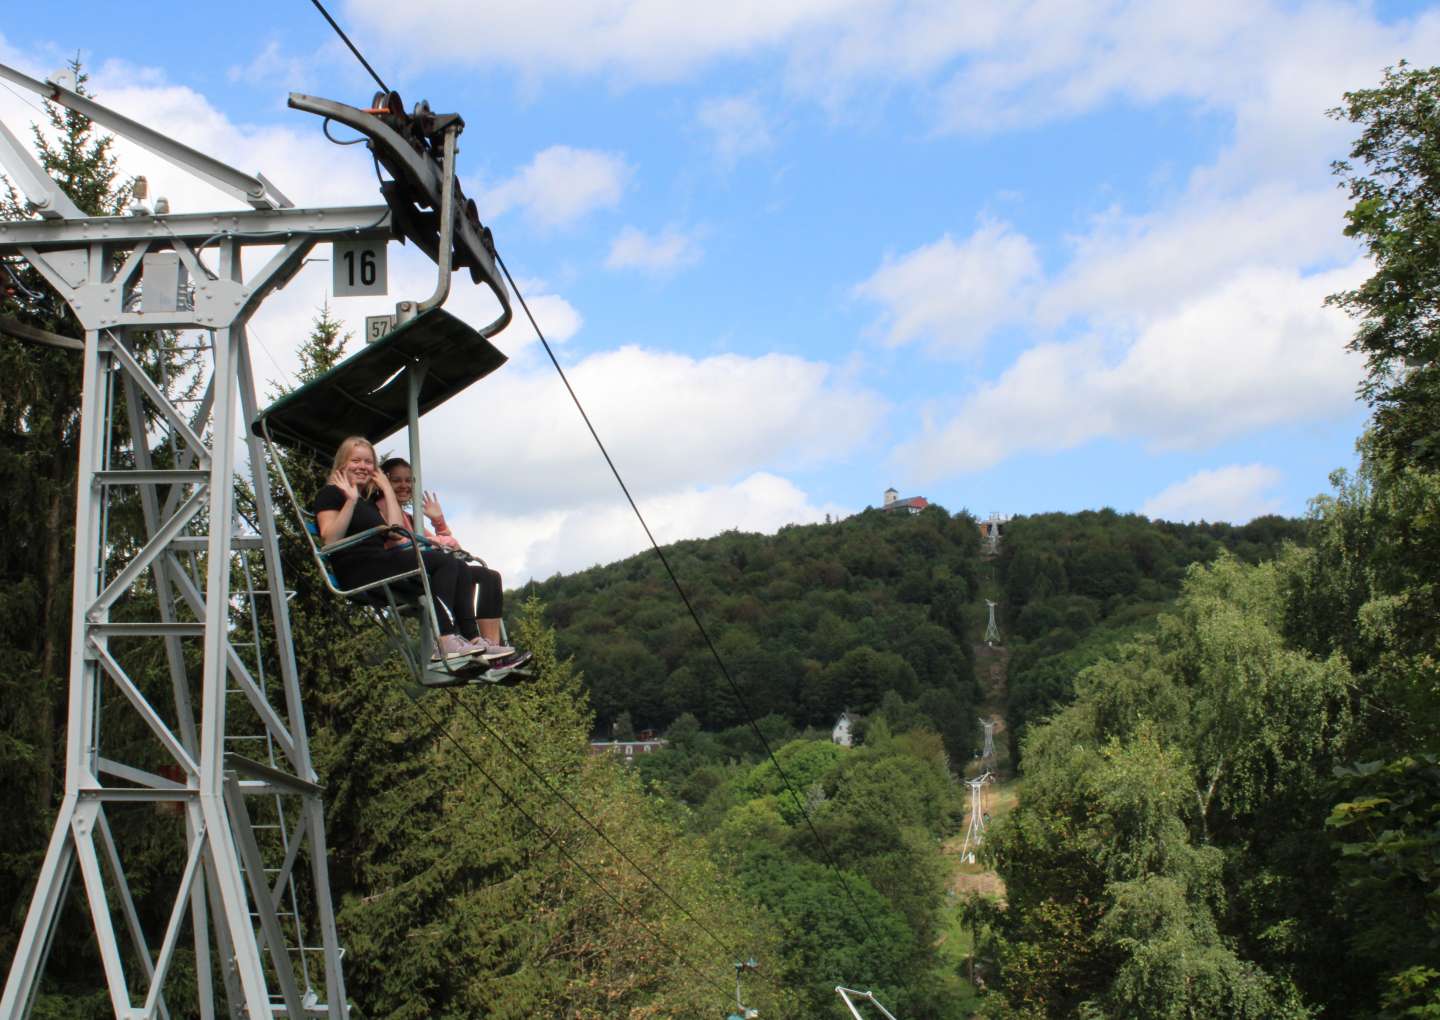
[331,436,379,497]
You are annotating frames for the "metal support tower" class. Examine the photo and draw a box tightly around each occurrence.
[979,717,996,762]
[960,771,993,863]
[0,63,391,1020]
[836,986,899,1019]
[984,600,1000,646]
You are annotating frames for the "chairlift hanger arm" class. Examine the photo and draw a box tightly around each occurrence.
[0,61,290,211]
[287,91,510,316]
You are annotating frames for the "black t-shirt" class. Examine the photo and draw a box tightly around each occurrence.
[312,484,388,556]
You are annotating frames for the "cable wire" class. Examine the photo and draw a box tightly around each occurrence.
[322,117,367,146]
[0,79,47,118]
[306,0,391,96]
[496,252,889,951]
[403,686,736,1002]
[443,688,747,966]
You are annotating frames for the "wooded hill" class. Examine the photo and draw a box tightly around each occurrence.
[523,504,1309,758]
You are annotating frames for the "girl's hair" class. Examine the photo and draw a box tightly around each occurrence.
[379,456,410,475]
[331,436,379,497]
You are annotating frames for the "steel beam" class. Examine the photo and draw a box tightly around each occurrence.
[0,205,391,249]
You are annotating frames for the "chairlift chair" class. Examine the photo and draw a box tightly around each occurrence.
[253,306,518,688]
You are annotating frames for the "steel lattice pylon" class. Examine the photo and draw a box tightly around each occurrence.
[960,771,994,863]
[0,64,381,1020]
[984,600,1001,645]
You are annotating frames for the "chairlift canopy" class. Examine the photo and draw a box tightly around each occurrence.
[252,307,506,457]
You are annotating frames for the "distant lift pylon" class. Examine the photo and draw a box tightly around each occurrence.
[836,985,900,1019]
[0,59,509,1019]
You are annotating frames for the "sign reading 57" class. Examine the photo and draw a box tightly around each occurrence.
[332,240,388,297]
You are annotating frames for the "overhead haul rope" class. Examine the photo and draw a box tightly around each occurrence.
[300,0,867,989]
[497,254,889,951]
[289,10,759,1004]
[254,501,759,1005]
[441,688,751,966]
[307,0,390,95]
[403,687,736,1002]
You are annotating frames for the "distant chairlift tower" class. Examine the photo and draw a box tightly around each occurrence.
[960,771,994,864]
[984,600,1001,646]
[979,717,996,762]
[0,63,510,1019]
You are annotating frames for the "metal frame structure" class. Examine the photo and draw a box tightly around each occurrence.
[0,61,510,1020]
[836,986,899,1019]
[979,717,996,762]
[960,771,994,864]
[983,600,1000,646]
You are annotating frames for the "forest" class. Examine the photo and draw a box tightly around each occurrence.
[0,60,1437,1019]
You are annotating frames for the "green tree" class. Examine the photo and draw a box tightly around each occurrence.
[985,555,1353,1017]
[1329,63,1440,470]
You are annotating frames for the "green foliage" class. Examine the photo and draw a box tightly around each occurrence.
[1283,445,1440,1015]
[1329,64,1440,470]
[998,510,1310,762]
[1328,754,1440,1019]
[985,555,1352,1017]
[525,505,984,736]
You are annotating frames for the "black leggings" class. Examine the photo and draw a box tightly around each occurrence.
[469,564,503,619]
[334,546,475,637]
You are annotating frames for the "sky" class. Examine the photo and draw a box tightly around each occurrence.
[2,1,1438,583]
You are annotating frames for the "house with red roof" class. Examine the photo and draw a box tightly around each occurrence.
[880,487,929,515]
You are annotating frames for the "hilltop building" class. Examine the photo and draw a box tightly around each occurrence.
[880,487,929,515]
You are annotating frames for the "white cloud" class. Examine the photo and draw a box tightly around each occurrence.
[697,94,774,166]
[362,344,884,582]
[418,344,887,514]
[1041,185,1354,328]
[349,0,876,82]
[227,41,317,90]
[932,3,1440,138]
[342,1,1440,153]
[479,145,631,229]
[854,221,1040,353]
[1140,464,1284,524]
[605,225,703,275]
[895,262,1367,478]
[452,472,848,582]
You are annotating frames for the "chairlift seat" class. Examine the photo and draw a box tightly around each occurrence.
[254,307,512,690]
[252,307,507,457]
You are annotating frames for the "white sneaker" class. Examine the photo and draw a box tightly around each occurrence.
[433,633,475,661]
[469,637,514,660]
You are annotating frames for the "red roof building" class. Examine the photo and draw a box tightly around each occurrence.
[880,487,928,514]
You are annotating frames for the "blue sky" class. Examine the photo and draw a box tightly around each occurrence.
[3,1,1438,581]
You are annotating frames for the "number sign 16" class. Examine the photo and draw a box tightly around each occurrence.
[332,240,388,297]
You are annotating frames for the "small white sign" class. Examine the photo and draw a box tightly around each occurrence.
[332,240,388,297]
[365,314,396,343]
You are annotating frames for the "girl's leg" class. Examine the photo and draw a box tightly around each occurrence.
[451,561,479,640]
[470,565,504,644]
[420,550,462,636]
